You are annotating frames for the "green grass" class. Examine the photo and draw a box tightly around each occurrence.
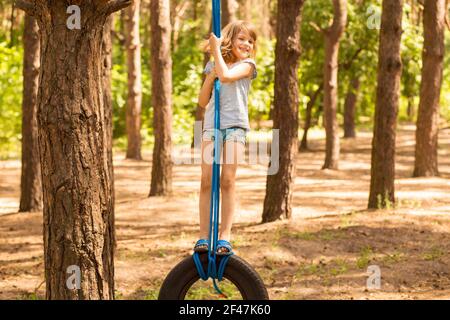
[376,192,395,209]
[157,249,167,258]
[422,247,445,261]
[185,279,242,300]
[340,216,355,228]
[143,288,160,300]
[382,251,405,265]
[297,263,322,276]
[329,259,349,276]
[284,230,315,241]
[114,290,124,300]
[297,259,350,278]
[18,292,42,300]
[356,246,373,269]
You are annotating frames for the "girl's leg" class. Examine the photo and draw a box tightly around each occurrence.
[199,140,214,240]
[219,141,245,244]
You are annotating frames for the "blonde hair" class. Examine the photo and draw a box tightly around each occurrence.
[203,20,257,63]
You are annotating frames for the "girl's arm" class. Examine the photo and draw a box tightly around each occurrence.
[198,70,216,108]
[210,34,254,83]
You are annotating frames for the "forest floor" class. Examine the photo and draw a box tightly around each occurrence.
[0,125,449,300]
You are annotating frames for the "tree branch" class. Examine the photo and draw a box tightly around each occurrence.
[309,21,326,33]
[103,0,132,16]
[15,0,35,15]
[341,46,365,70]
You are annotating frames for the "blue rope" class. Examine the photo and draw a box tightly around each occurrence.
[193,0,233,297]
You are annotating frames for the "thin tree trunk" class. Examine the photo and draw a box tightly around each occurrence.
[19,15,42,213]
[300,84,323,151]
[239,0,252,21]
[413,0,446,177]
[9,3,15,47]
[125,0,143,160]
[172,0,190,51]
[343,77,360,138]
[406,98,415,121]
[150,0,173,196]
[260,0,273,38]
[16,1,130,300]
[322,0,347,170]
[102,15,116,255]
[191,51,210,148]
[368,0,404,209]
[262,0,305,223]
[222,0,238,26]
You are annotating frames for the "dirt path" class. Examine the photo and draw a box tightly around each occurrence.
[0,127,449,300]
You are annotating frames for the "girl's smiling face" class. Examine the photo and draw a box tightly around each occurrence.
[232,31,255,60]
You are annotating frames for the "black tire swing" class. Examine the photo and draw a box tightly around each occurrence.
[159,0,268,300]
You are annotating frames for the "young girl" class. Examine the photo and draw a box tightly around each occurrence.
[195,21,257,255]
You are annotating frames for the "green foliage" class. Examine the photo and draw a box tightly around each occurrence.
[171,19,204,145]
[339,0,380,124]
[0,42,22,159]
[399,2,424,122]
[0,2,449,158]
[248,37,275,128]
[300,0,381,127]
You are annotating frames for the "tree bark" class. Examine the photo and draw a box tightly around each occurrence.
[172,0,190,51]
[260,0,274,38]
[322,0,347,170]
[125,0,143,160]
[17,1,130,300]
[413,0,446,177]
[368,0,404,209]
[238,0,252,21]
[300,84,323,151]
[9,3,15,47]
[19,15,42,213]
[343,77,360,138]
[191,50,210,148]
[222,0,238,26]
[406,98,415,121]
[102,15,116,256]
[150,0,173,196]
[262,0,305,223]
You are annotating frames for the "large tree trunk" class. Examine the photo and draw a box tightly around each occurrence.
[368,0,404,209]
[222,0,238,26]
[343,77,360,138]
[16,1,130,300]
[322,0,347,170]
[413,0,446,177]
[19,15,42,213]
[125,0,143,160]
[150,0,173,196]
[300,84,323,151]
[262,0,305,223]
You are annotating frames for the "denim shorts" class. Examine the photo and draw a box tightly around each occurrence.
[202,127,247,146]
